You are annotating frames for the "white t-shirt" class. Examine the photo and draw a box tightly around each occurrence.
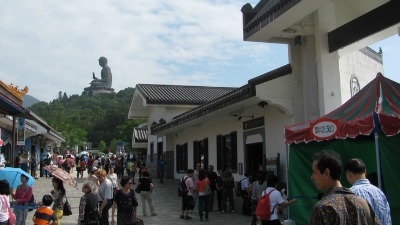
[184,176,194,196]
[261,187,284,220]
[97,178,113,201]
[0,195,10,222]
[240,177,249,190]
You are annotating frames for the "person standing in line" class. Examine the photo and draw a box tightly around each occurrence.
[157,155,166,184]
[206,165,217,212]
[179,169,194,220]
[137,171,156,217]
[0,180,11,225]
[215,171,224,212]
[250,173,267,225]
[310,150,380,225]
[345,158,391,225]
[78,181,99,225]
[191,163,201,210]
[51,178,66,225]
[196,170,210,222]
[221,165,235,213]
[111,176,139,225]
[14,153,21,168]
[11,174,33,225]
[97,169,114,225]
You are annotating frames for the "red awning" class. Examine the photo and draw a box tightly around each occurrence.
[285,73,400,144]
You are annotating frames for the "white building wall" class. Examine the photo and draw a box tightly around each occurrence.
[339,50,383,103]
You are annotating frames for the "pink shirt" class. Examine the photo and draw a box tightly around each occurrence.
[12,185,33,204]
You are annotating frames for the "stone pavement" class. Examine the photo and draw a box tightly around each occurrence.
[22,170,252,225]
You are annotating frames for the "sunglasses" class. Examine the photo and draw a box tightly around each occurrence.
[128,182,133,184]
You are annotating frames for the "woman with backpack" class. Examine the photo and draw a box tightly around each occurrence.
[51,178,66,225]
[10,174,33,225]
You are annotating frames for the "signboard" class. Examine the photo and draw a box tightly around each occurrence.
[310,118,340,140]
[17,118,25,146]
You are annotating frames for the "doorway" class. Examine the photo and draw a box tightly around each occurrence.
[245,142,263,176]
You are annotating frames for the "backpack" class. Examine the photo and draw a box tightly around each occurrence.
[256,189,276,221]
[235,178,246,197]
[178,176,189,197]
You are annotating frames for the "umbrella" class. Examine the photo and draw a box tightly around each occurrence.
[44,165,78,189]
[0,167,35,188]
[79,151,89,156]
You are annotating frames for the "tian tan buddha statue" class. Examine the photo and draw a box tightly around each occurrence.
[90,56,112,88]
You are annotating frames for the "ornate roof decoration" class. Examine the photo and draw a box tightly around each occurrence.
[0,80,29,101]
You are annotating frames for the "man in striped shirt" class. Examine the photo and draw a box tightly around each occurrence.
[345,158,392,225]
[33,195,58,225]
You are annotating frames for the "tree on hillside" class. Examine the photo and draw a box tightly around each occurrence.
[28,87,140,150]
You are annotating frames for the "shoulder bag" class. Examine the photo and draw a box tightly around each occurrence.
[63,196,73,216]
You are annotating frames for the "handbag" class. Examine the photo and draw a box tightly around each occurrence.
[63,198,73,216]
[4,196,16,225]
[135,184,141,194]
[134,218,144,225]
[205,185,212,196]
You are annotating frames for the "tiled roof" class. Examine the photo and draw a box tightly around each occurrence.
[134,127,148,142]
[242,0,300,39]
[151,64,292,134]
[136,84,236,105]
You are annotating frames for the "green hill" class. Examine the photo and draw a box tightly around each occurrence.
[29,88,145,151]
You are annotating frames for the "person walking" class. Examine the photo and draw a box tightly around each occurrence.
[107,167,120,194]
[137,171,156,216]
[11,174,33,225]
[310,150,380,225]
[196,170,210,222]
[0,180,12,225]
[78,181,99,225]
[111,176,139,225]
[51,178,66,225]
[345,158,392,225]
[97,169,113,225]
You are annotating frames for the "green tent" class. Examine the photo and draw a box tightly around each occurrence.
[285,73,400,225]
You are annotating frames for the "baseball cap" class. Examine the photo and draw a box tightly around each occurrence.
[92,167,98,171]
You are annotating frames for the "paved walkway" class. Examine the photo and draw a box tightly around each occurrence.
[22,171,252,225]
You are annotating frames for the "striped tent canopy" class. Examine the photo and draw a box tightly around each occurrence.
[285,73,400,144]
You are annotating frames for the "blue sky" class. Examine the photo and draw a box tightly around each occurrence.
[0,1,398,103]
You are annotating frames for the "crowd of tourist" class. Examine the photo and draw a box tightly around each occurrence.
[0,150,393,225]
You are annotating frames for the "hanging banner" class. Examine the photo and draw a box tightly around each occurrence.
[17,117,25,146]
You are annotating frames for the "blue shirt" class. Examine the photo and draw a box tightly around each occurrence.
[351,179,392,225]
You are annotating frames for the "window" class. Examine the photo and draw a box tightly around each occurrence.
[157,141,163,161]
[176,143,188,173]
[193,138,208,170]
[150,142,154,162]
[217,131,237,172]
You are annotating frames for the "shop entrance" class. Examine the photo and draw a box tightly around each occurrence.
[245,142,263,175]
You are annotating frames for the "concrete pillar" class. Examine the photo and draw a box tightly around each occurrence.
[314,2,342,115]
